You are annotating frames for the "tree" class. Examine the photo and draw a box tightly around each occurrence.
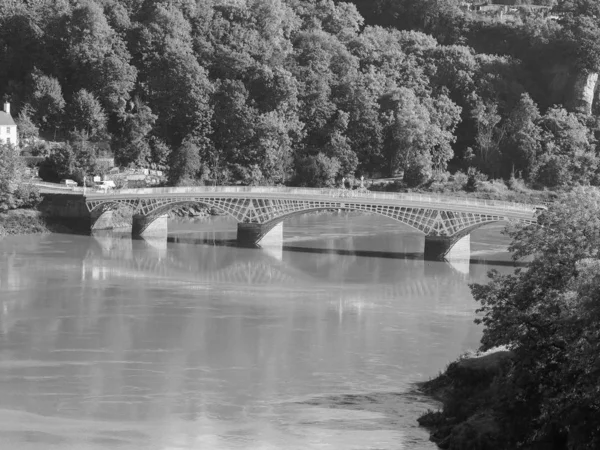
[70,133,100,183]
[135,3,213,147]
[65,0,136,114]
[555,0,600,72]
[148,137,170,171]
[380,87,459,180]
[67,89,107,139]
[295,152,341,187]
[0,143,39,211]
[38,144,76,183]
[500,93,542,179]
[16,105,39,146]
[533,106,597,186]
[28,71,65,135]
[113,98,157,167]
[471,97,502,176]
[169,136,203,185]
[471,187,600,448]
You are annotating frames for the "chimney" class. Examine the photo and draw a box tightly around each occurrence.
[3,102,9,115]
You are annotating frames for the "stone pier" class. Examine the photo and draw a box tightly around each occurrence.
[132,214,168,237]
[237,222,283,247]
[424,234,471,262]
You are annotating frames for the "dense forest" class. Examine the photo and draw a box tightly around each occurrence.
[2,0,600,188]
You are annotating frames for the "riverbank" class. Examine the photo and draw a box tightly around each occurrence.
[0,209,77,237]
[417,348,515,450]
[0,203,216,238]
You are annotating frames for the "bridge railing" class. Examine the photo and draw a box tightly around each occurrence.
[86,185,537,212]
[31,181,84,193]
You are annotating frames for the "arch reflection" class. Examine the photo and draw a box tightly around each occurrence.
[0,230,512,449]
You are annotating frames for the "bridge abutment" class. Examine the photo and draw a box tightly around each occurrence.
[424,234,471,262]
[237,222,283,247]
[132,214,168,237]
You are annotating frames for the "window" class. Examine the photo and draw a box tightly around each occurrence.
[5,127,9,134]
[6,137,10,144]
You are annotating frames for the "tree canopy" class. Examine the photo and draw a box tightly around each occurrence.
[471,187,600,448]
[2,0,600,188]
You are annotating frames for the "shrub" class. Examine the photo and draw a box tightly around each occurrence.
[450,170,468,191]
[295,153,341,187]
[404,163,431,187]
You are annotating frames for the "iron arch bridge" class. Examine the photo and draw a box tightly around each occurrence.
[83,186,540,259]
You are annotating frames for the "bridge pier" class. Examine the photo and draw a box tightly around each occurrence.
[237,222,283,247]
[424,234,471,262]
[132,214,168,237]
[90,210,114,231]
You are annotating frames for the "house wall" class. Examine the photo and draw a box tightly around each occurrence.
[0,125,18,147]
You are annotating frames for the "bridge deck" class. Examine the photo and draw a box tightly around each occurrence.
[82,186,537,220]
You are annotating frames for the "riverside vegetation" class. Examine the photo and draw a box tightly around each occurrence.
[3,0,600,190]
[419,188,600,449]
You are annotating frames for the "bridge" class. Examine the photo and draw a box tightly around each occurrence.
[78,186,540,260]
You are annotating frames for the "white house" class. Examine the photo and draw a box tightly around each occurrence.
[0,102,18,147]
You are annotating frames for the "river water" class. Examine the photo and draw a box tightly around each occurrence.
[0,212,516,449]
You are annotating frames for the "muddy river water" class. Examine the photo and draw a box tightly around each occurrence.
[0,212,517,449]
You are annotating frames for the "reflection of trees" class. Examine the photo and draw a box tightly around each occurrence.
[0,231,503,437]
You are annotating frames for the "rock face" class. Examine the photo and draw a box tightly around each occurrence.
[545,64,598,115]
[546,63,572,105]
[567,71,598,115]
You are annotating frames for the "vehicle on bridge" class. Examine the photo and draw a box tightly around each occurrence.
[60,179,77,187]
[95,180,116,192]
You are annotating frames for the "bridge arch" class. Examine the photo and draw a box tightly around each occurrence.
[134,199,245,223]
[84,189,536,259]
[87,199,141,230]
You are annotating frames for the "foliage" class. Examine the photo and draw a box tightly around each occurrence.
[471,187,600,448]
[1,0,600,188]
[67,89,107,140]
[0,143,40,211]
[15,105,39,145]
[38,144,76,183]
[295,153,341,187]
[169,136,204,186]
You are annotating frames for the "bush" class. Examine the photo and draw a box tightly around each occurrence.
[474,179,509,195]
[533,154,569,188]
[295,153,341,187]
[404,163,431,187]
[450,170,468,191]
[0,209,49,235]
[507,175,527,192]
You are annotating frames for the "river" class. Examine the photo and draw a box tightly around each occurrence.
[0,212,517,449]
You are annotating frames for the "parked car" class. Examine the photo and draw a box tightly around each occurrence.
[96,180,116,192]
[60,179,77,186]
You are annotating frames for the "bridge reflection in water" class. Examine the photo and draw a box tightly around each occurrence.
[0,230,513,448]
[86,231,475,309]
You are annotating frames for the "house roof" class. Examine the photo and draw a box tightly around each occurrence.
[0,111,16,126]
